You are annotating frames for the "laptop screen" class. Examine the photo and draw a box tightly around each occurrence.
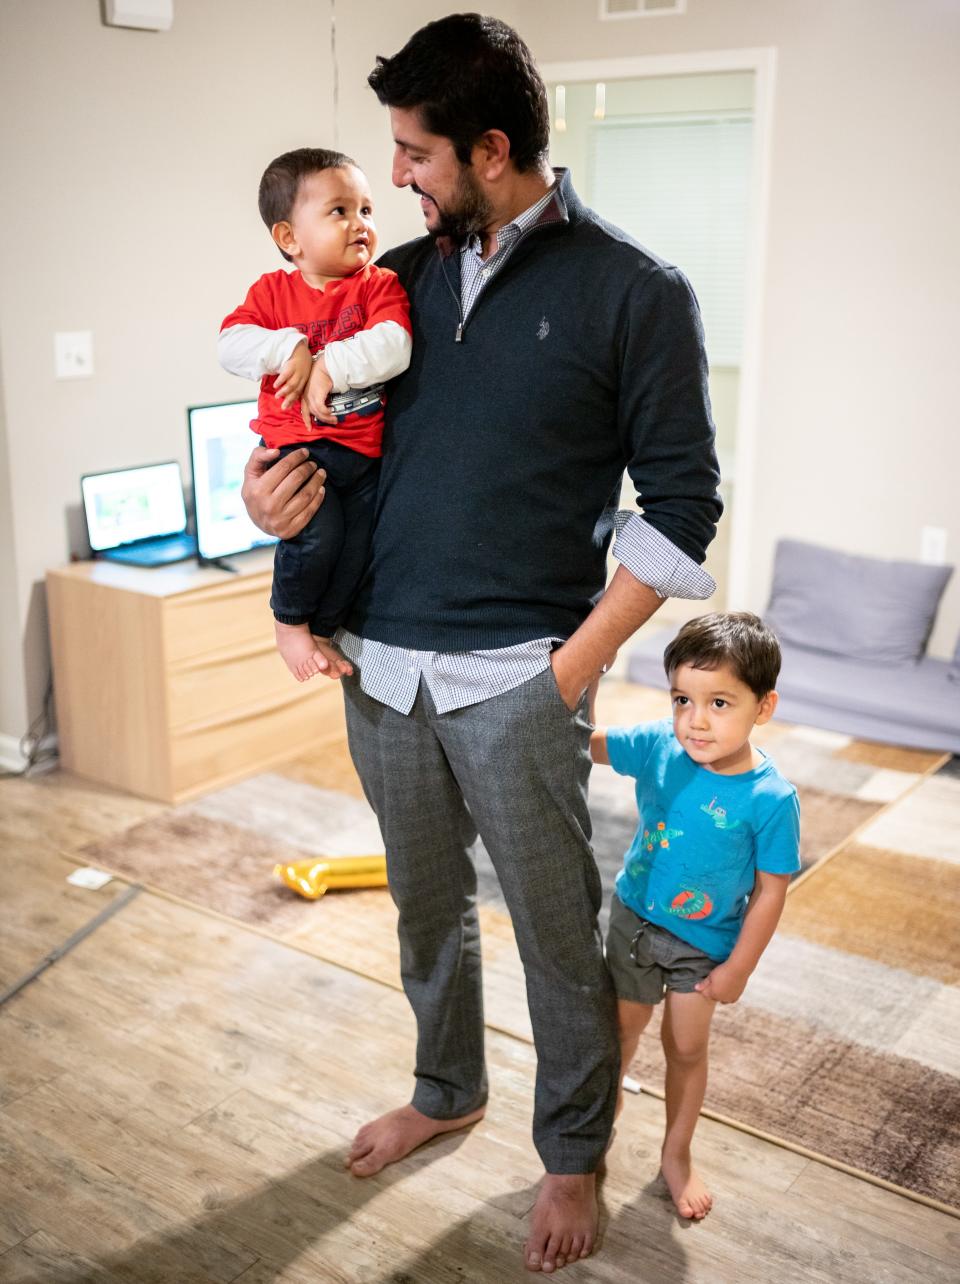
[188,400,278,561]
[81,462,187,552]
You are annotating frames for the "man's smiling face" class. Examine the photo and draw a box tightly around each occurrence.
[389,106,492,241]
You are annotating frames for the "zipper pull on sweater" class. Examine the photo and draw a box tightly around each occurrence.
[455,322,463,343]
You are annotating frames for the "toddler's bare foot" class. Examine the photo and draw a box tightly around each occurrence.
[275,620,329,681]
[524,1173,598,1273]
[311,635,354,679]
[660,1147,713,1220]
[345,1103,484,1178]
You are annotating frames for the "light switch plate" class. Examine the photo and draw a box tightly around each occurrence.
[103,0,174,31]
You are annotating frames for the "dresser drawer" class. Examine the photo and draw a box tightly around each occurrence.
[169,680,343,801]
[163,573,274,664]
[166,639,300,731]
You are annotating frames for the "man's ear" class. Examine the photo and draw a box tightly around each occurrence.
[472,129,512,181]
[755,690,779,725]
[272,221,298,258]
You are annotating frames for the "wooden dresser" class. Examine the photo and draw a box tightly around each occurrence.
[46,552,345,803]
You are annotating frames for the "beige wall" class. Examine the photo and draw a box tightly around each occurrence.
[0,348,22,743]
[520,0,960,656]
[549,71,751,622]
[1,0,958,745]
[0,0,483,747]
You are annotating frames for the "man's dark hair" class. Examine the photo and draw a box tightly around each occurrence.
[258,147,357,262]
[368,13,549,173]
[663,612,782,699]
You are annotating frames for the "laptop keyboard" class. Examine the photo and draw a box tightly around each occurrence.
[107,533,197,565]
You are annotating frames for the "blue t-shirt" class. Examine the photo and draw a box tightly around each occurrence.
[607,719,801,961]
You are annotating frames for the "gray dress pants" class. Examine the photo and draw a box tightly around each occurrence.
[342,666,619,1174]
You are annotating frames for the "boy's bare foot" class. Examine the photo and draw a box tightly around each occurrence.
[345,1103,485,1177]
[524,1173,598,1273]
[274,625,354,682]
[275,620,328,682]
[312,635,354,679]
[660,1148,713,1220]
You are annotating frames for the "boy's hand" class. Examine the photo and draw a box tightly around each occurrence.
[695,962,749,1004]
[274,342,313,410]
[301,355,338,429]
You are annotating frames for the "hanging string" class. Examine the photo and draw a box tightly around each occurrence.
[330,0,340,149]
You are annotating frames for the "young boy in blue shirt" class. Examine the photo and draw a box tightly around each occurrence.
[591,612,800,1221]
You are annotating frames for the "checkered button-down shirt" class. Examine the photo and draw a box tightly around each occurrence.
[336,174,716,716]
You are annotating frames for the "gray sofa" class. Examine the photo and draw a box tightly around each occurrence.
[627,539,960,753]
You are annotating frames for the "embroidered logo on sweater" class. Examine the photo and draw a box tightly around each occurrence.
[537,316,550,340]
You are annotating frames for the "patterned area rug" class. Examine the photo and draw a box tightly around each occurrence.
[78,682,958,1208]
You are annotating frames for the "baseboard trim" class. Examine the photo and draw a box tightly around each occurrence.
[0,732,59,774]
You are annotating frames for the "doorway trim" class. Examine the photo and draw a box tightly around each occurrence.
[540,47,778,608]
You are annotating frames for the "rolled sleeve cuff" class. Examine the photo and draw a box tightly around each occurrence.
[613,512,716,600]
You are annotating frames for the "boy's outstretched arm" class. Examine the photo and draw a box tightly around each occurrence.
[590,728,609,765]
[694,870,790,1003]
[218,323,308,381]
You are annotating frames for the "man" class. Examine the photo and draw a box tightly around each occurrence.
[242,14,722,1273]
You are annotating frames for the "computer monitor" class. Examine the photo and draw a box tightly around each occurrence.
[187,400,278,562]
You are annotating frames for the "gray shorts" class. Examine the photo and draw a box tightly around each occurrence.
[606,893,717,1005]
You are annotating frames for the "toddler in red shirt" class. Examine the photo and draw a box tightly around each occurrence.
[220,148,411,680]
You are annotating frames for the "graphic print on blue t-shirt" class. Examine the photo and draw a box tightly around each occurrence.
[606,718,801,961]
[700,796,742,829]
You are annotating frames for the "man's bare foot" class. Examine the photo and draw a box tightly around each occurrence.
[524,1173,598,1273]
[275,621,328,682]
[345,1103,485,1178]
[660,1147,713,1220]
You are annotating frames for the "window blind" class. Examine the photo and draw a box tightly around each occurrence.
[588,114,753,366]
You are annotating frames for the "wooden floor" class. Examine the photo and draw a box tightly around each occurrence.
[1,768,958,1283]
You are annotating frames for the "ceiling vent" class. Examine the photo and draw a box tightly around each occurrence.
[600,0,686,19]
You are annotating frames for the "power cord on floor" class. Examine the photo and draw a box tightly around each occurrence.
[0,673,58,779]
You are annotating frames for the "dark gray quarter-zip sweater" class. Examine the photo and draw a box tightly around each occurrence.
[345,171,722,652]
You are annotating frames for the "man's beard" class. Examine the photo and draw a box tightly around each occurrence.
[417,166,492,242]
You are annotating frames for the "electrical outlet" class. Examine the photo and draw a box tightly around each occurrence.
[54,331,94,379]
[920,525,947,565]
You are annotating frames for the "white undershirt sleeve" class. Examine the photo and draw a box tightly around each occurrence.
[322,321,412,392]
[217,325,307,381]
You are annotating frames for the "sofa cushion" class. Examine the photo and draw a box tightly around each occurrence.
[625,627,960,752]
[774,647,960,752]
[765,539,953,666]
[950,630,960,683]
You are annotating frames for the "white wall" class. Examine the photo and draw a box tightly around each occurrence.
[1,0,958,745]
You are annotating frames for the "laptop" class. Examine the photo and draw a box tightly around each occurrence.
[81,461,198,566]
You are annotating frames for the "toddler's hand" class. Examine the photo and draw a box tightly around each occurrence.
[301,355,337,429]
[694,962,748,1004]
[274,342,313,410]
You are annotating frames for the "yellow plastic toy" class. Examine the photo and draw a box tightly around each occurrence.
[273,854,388,900]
